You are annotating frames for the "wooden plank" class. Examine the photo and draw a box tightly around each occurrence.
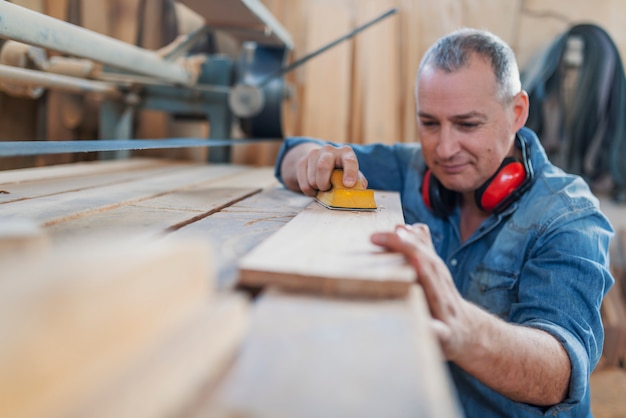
[178,0,292,47]
[109,0,141,45]
[0,218,48,257]
[352,0,401,144]
[171,187,313,289]
[238,191,414,298]
[0,158,170,185]
[203,287,461,418]
[461,0,520,46]
[0,160,195,204]
[0,236,213,418]
[300,1,352,141]
[399,0,421,144]
[44,0,68,20]
[45,187,258,239]
[45,167,278,242]
[68,293,249,418]
[11,0,45,13]
[0,163,250,225]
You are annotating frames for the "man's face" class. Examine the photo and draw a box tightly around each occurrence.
[416,56,524,194]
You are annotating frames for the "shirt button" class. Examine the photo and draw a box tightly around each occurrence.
[450,259,458,267]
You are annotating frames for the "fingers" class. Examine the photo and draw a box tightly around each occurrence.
[296,144,361,195]
[358,171,368,189]
[296,158,317,197]
[370,224,431,257]
[370,223,464,357]
[340,150,359,187]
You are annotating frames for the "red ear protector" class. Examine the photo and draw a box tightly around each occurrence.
[421,134,534,217]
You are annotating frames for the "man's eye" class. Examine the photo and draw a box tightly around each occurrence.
[458,122,480,129]
[421,120,438,127]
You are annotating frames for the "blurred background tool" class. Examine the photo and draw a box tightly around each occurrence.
[0,1,397,162]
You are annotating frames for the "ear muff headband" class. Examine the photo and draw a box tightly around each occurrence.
[421,169,458,216]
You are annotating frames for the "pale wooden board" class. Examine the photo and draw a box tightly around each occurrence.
[0,236,213,418]
[68,293,250,418]
[204,287,462,418]
[300,2,352,141]
[0,158,171,186]
[399,0,420,144]
[353,0,401,145]
[238,190,415,298]
[171,187,314,289]
[0,163,251,226]
[45,187,260,241]
[44,167,279,243]
[0,218,48,257]
[179,0,292,47]
[0,160,195,204]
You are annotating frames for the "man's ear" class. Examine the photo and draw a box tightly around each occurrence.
[512,90,530,131]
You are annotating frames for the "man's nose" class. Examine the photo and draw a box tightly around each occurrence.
[436,125,461,158]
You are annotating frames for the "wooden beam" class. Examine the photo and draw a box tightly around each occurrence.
[203,287,462,418]
[0,158,167,185]
[0,218,48,257]
[238,191,415,298]
[1,159,293,290]
[171,186,313,289]
[351,0,401,144]
[0,162,253,225]
[68,293,250,418]
[44,166,278,243]
[178,0,293,48]
[0,159,192,204]
[300,1,352,142]
[0,236,213,418]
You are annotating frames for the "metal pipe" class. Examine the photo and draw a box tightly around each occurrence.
[0,64,122,99]
[0,137,283,157]
[0,2,194,85]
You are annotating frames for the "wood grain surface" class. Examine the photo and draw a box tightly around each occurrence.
[0,236,213,418]
[238,190,415,297]
[203,287,462,418]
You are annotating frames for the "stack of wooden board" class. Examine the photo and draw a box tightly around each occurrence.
[0,235,249,418]
[0,158,304,289]
[0,158,323,417]
[194,191,463,417]
[0,158,461,416]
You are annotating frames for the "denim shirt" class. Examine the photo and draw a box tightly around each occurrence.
[274,127,614,418]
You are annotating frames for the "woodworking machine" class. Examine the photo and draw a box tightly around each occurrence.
[0,2,397,162]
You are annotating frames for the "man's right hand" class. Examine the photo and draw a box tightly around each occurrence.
[280,143,363,196]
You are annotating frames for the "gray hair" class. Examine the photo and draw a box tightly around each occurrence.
[417,28,521,103]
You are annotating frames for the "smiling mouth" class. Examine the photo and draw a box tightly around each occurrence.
[438,163,467,175]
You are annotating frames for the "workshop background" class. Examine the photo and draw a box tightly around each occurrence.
[2,0,626,169]
[2,1,626,417]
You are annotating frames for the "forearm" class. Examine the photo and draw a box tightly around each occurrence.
[457,302,571,406]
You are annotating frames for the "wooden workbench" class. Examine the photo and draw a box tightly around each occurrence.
[0,158,461,418]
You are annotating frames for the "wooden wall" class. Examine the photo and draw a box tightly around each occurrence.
[262,0,626,148]
[3,0,626,167]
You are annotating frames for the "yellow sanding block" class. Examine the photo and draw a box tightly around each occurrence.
[315,169,377,211]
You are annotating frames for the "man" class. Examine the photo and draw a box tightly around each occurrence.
[274,29,614,417]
